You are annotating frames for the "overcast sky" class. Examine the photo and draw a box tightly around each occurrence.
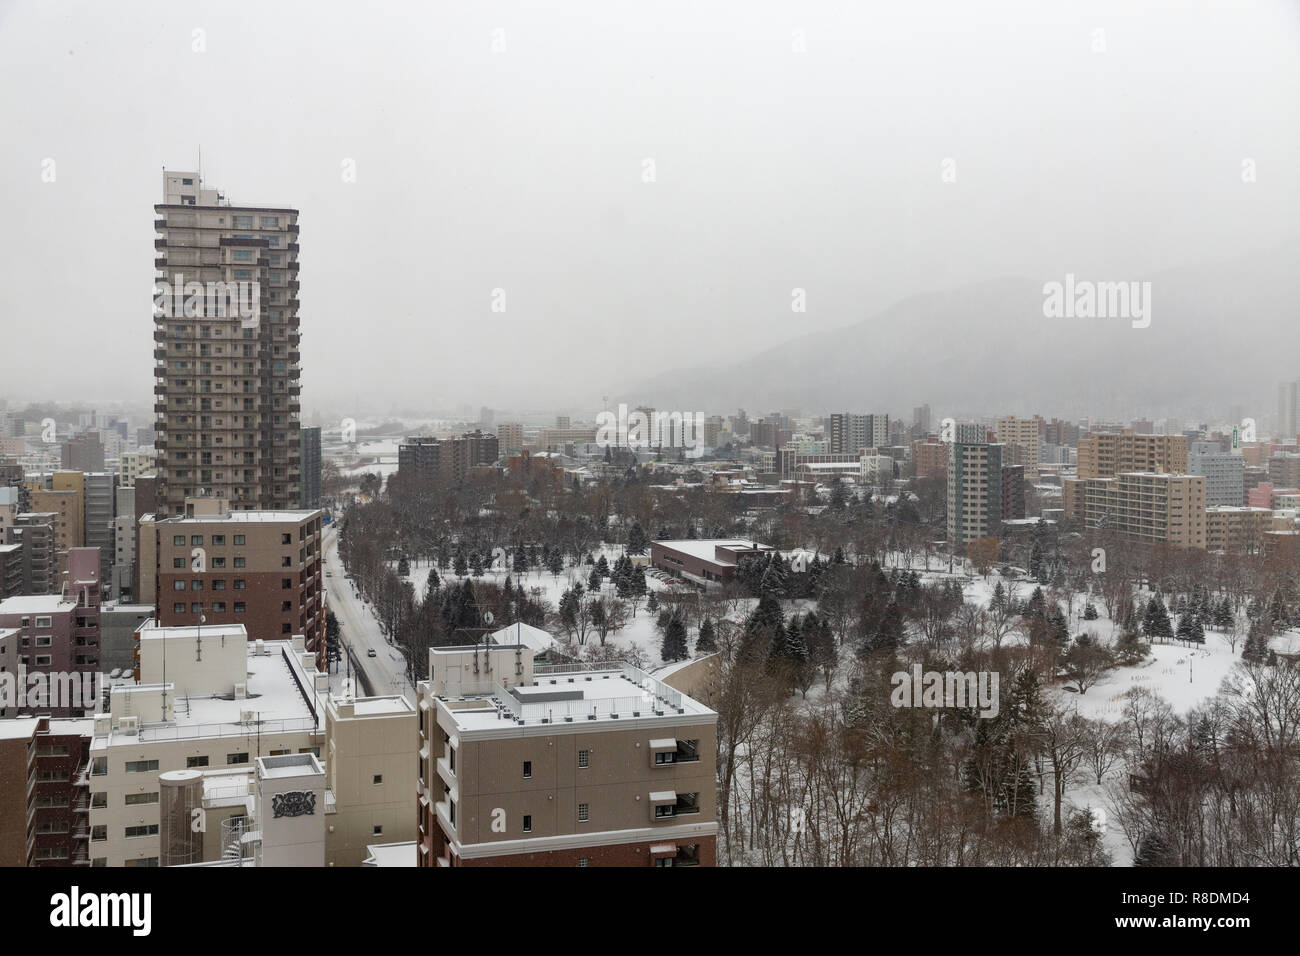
[1,0,1297,421]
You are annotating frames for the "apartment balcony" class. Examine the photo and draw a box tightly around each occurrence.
[154,219,167,231]
[154,238,167,249]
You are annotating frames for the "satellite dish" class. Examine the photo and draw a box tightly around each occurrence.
[482,611,495,626]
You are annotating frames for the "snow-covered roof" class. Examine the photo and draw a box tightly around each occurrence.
[488,622,556,654]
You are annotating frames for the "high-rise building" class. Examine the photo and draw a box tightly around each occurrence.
[395,432,500,490]
[994,416,1042,479]
[829,413,888,456]
[947,443,1003,546]
[1076,429,1188,479]
[1188,442,1245,508]
[418,644,717,867]
[1277,379,1300,443]
[84,472,119,591]
[153,170,302,517]
[61,432,105,473]
[299,425,321,509]
[495,422,524,457]
[1268,453,1300,489]
[1072,473,1207,548]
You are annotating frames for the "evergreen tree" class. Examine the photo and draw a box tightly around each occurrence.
[626,522,649,555]
[588,568,602,592]
[662,614,689,662]
[1142,593,1173,642]
[397,555,410,577]
[469,551,484,576]
[453,550,469,577]
[546,547,564,578]
[696,617,717,653]
[646,590,659,613]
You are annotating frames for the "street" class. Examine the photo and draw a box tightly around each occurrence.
[322,524,417,705]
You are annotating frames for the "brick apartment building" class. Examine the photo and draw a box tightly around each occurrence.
[0,547,103,718]
[139,496,326,667]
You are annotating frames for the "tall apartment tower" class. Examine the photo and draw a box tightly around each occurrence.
[994,416,1042,479]
[153,170,302,518]
[829,413,888,456]
[1279,380,1300,443]
[946,442,1004,546]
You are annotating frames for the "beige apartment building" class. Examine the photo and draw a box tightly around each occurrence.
[418,644,717,867]
[1076,472,1207,548]
[118,450,158,487]
[324,693,417,867]
[994,416,1042,479]
[86,625,327,867]
[1205,506,1270,554]
[153,170,302,517]
[139,496,325,667]
[1077,429,1188,479]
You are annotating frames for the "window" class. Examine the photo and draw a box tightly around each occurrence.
[578,803,589,823]
[227,752,249,765]
[522,815,532,833]
[212,580,225,590]
[90,792,107,809]
[212,535,225,546]
[281,533,292,545]
[125,824,159,838]
[578,750,589,769]
[186,756,209,768]
[173,557,185,569]
[233,579,246,589]
[577,858,589,867]
[173,603,186,614]
[174,580,186,591]
[233,535,245,545]
[523,761,532,778]
[34,655,51,666]
[373,774,383,785]
[212,602,226,613]
[233,557,245,568]
[191,580,203,590]
[34,616,50,628]
[281,578,292,589]
[191,603,203,614]
[90,825,107,842]
[125,792,159,806]
[125,760,159,773]
[232,215,253,229]
[191,535,203,546]
[234,602,246,613]
[173,535,186,546]
[372,825,383,835]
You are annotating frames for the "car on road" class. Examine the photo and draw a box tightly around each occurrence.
[367,649,377,658]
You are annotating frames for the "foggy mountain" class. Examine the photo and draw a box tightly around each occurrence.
[621,239,1300,422]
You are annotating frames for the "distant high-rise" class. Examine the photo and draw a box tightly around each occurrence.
[61,432,105,472]
[1278,380,1300,442]
[153,170,301,517]
[829,413,888,456]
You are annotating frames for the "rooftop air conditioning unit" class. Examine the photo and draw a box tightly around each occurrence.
[234,683,247,699]
[254,640,265,655]
[118,716,139,736]
[239,710,255,725]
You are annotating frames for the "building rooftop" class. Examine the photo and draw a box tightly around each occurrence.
[435,663,713,734]
[0,595,76,615]
[0,717,42,740]
[363,842,417,867]
[157,509,321,524]
[652,539,773,562]
[96,640,322,747]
